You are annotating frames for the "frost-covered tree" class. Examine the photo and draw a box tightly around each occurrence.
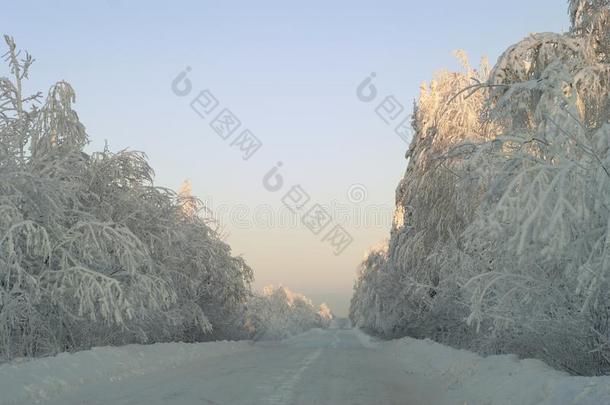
[245,286,331,340]
[569,0,610,61]
[177,179,198,218]
[0,36,163,358]
[458,0,610,374]
[316,303,334,329]
[351,1,610,375]
[0,36,253,360]
[350,53,495,339]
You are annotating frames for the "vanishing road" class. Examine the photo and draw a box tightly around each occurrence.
[44,328,439,405]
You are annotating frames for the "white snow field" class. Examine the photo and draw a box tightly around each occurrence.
[1,328,609,405]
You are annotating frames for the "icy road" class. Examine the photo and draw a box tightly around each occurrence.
[3,328,610,405]
[42,329,431,405]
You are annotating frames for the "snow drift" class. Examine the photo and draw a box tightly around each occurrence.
[383,334,610,405]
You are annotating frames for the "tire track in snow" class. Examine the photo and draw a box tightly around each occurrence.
[265,349,323,404]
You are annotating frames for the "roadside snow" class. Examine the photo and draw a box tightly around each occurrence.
[352,327,380,349]
[383,336,610,405]
[0,340,252,405]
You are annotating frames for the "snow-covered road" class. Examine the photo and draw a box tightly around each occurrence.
[3,328,610,404]
[42,329,434,405]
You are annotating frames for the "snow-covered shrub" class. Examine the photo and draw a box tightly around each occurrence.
[245,286,332,340]
[0,36,253,360]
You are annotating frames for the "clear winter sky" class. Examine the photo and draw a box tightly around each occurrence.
[2,1,566,316]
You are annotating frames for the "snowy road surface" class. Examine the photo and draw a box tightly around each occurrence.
[42,329,434,405]
[3,328,610,404]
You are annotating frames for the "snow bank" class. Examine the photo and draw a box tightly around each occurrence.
[383,336,610,405]
[0,340,252,405]
[352,328,380,349]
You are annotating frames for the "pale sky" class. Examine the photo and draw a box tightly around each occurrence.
[1,0,567,315]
